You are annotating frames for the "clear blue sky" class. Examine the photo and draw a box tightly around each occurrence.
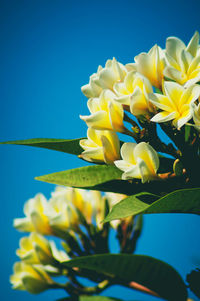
[1,0,200,300]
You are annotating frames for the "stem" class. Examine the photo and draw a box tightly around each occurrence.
[79,279,111,295]
[123,126,138,141]
[56,279,112,296]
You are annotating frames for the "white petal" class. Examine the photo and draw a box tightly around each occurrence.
[163,81,184,106]
[121,164,142,180]
[148,93,172,111]
[151,111,176,123]
[125,63,137,72]
[137,158,154,183]
[187,56,200,76]
[134,142,159,173]
[103,130,120,155]
[184,74,200,87]
[166,36,186,61]
[130,87,149,115]
[113,82,128,96]
[180,84,200,106]
[114,160,133,172]
[165,53,180,70]
[120,142,137,164]
[101,135,120,164]
[164,66,186,84]
[87,98,100,114]
[108,101,124,132]
[87,128,101,145]
[180,50,193,74]
[98,68,118,89]
[186,31,199,57]
[114,95,131,105]
[176,114,191,129]
[80,111,111,130]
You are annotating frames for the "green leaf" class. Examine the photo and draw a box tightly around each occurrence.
[35,164,180,195]
[35,165,122,187]
[35,165,129,193]
[57,297,123,301]
[0,138,84,155]
[104,188,200,222]
[63,254,187,301]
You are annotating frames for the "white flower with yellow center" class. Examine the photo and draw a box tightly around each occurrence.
[48,193,79,232]
[10,262,54,294]
[114,71,154,116]
[51,186,100,225]
[14,194,53,235]
[81,58,127,98]
[149,81,200,129]
[80,89,125,132]
[127,45,165,89]
[79,128,120,164]
[164,31,200,86]
[114,142,159,183]
[16,232,69,265]
[16,233,52,265]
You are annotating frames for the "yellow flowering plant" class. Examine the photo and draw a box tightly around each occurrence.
[2,32,200,301]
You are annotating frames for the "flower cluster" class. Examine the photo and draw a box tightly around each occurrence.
[10,186,135,295]
[80,32,200,183]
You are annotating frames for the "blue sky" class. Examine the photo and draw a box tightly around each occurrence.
[1,0,200,300]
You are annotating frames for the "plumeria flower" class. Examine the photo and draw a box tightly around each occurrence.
[81,58,127,98]
[79,128,120,164]
[114,71,154,116]
[48,194,79,232]
[190,102,200,131]
[80,89,125,132]
[16,232,69,265]
[81,66,103,98]
[114,142,159,183]
[16,233,53,265]
[14,194,53,235]
[149,81,200,129]
[10,262,54,294]
[126,45,166,89]
[164,31,200,86]
[50,186,100,225]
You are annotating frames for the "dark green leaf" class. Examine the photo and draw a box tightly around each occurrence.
[0,138,84,155]
[63,254,187,301]
[104,188,200,222]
